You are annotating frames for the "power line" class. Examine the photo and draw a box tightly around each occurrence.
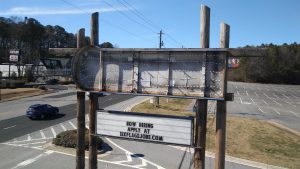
[102,0,157,34]
[117,0,162,31]
[117,0,185,48]
[100,19,155,44]
[165,33,186,48]
[59,0,156,45]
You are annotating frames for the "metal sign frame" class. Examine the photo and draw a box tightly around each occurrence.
[72,46,228,100]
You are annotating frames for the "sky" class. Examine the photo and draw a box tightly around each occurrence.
[0,0,299,48]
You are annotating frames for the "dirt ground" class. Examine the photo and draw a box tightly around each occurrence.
[0,88,51,102]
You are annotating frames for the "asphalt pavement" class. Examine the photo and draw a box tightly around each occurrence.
[228,81,300,132]
[0,83,296,169]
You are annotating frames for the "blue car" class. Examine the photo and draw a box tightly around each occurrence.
[26,104,59,119]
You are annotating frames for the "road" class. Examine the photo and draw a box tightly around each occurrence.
[1,83,296,169]
[0,89,134,142]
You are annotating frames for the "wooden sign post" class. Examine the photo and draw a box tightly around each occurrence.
[76,91,85,169]
[215,22,230,169]
[194,5,210,169]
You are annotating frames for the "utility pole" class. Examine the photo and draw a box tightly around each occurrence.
[158,30,164,48]
[154,30,164,107]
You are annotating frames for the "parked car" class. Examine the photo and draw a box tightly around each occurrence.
[26,104,59,119]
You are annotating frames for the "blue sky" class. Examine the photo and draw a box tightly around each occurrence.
[1,0,299,48]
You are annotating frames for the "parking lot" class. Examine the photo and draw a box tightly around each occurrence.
[227,82,300,132]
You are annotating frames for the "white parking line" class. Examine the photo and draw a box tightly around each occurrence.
[19,141,46,146]
[285,101,296,107]
[27,134,31,141]
[106,138,165,169]
[246,91,249,96]
[254,92,259,97]
[68,121,77,129]
[291,94,300,99]
[3,125,16,130]
[250,98,256,104]
[263,93,270,99]
[289,111,300,118]
[239,98,251,104]
[272,100,282,106]
[258,107,265,114]
[278,88,286,92]
[11,150,53,169]
[114,152,133,164]
[60,123,67,131]
[51,127,57,137]
[236,90,240,96]
[273,94,279,99]
[239,98,243,104]
[282,94,290,100]
[272,108,280,115]
[40,130,46,139]
[262,100,268,105]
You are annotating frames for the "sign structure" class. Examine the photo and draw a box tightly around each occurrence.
[96,110,194,146]
[72,46,228,99]
[9,50,20,62]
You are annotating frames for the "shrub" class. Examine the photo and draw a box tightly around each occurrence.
[38,85,47,90]
[11,71,17,79]
[46,79,59,85]
[52,129,102,150]
[58,80,74,85]
[24,70,34,82]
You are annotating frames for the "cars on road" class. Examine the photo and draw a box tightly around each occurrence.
[26,104,59,119]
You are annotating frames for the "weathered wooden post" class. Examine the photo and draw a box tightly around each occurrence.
[215,22,230,169]
[77,28,86,48]
[76,29,86,169]
[0,72,2,101]
[91,12,99,46]
[76,91,86,169]
[89,92,98,169]
[194,4,210,169]
[89,12,99,169]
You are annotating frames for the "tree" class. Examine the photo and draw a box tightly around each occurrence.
[100,42,113,48]
[229,43,300,84]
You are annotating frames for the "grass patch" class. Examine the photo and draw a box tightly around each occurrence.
[132,98,300,169]
[131,97,193,116]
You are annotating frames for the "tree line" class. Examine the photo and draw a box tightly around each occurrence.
[0,16,113,65]
[0,17,80,64]
[229,43,300,84]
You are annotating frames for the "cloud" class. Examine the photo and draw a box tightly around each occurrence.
[0,6,129,16]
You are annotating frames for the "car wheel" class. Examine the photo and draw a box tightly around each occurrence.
[40,114,45,119]
[54,110,58,116]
